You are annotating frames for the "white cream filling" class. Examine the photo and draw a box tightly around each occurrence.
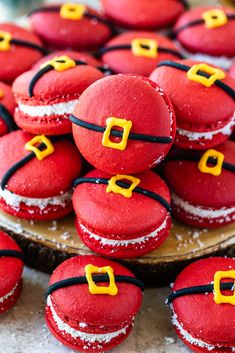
[18,99,79,117]
[0,281,19,304]
[47,296,131,343]
[172,310,235,351]
[177,113,235,141]
[79,216,168,247]
[172,193,235,221]
[0,188,72,211]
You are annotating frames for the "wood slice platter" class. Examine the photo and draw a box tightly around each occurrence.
[0,209,234,286]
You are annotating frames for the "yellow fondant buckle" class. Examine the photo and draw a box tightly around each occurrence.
[214,270,235,305]
[85,264,118,296]
[187,63,225,87]
[60,2,86,20]
[0,89,4,99]
[25,135,55,161]
[0,31,12,51]
[106,175,140,198]
[131,38,158,58]
[198,149,224,176]
[202,9,228,29]
[102,117,132,151]
[40,55,76,72]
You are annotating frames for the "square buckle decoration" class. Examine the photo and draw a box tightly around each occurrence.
[131,38,158,58]
[85,264,118,296]
[0,31,12,51]
[102,117,132,151]
[25,135,55,161]
[202,9,228,29]
[60,2,86,20]
[214,270,235,305]
[40,55,76,71]
[106,174,140,198]
[198,149,224,176]
[187,63,225,88]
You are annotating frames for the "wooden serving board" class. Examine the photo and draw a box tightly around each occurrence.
[0,210,234,286]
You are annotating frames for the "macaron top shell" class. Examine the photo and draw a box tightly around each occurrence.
[174,6,235,56]
[49,255,143,327]
[100,31,182,76]
[0,231,23,299]
[164,140,235,208]
[0,23,44,83]
[172,257,235,345]
[72,74,176,174]
[230,63,235,79]
[0,130,82,198]
[101,0,186,29]
[73,169,170,236]
[150,59,235,128]
[0,82,16,135]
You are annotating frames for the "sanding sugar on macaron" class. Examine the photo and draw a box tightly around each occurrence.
[167,257,235,353]
[164,140,235,228]
[28,2,114,51]
[0,82,17,136]
[13,55,104,135]
[72,169,172,258]
[150,59,235,150]
[101,0,188,30]
[70,74,176,175]
[45,255,144,352]
[98,31,183,76]
[0,23,47,83]
[173,6,235,69]
[0,231,24,314]
[0,130,82,220]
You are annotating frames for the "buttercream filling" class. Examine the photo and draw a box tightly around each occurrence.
[177,113,235,141]
[18,99,79,117]
[0,188,72,211]
[47,296,131,343]
[0,281,19,304]
[172,310,235,351]
[79,216,169,247]
[172,193,235,221]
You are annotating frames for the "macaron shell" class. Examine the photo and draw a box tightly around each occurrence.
[230,63,235,79]
[0,82,16,136]
[174,6,235,56]
[49,255,142,327]
[0,23,44,83]
[164,140,235,208]
[29,6,112,50]
[101,31,182,76]
[172,257,235,346]
[72,74,175,174]
[101,0,185,29]
[0,130,82,198]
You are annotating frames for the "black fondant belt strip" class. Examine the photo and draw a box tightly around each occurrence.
[173,14,235,37]
[73,177,172,213]
[157,61,235,100]
[178,0,189,8]
[8,38,48,55]
[70,115,173,145]
[46,274,145,297]
[97,44,184,59]
[28,59,113,97]
[0,104,17,132]
[167,281,234,304]
[0,250,24,261]
[166,154,235,174]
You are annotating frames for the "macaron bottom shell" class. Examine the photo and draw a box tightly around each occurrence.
[0,278,23,314]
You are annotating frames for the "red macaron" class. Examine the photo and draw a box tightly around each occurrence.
[174,6,235,69]
[0,231,24,314]
[71,74,176,174]
[12,55,104,135]
[98,31,183,76]
[46,255,144,352]
[0,130,82,220]
[150,59,235,150]
[101,0,188,30]
[72,169,172,258]
[0,82,17,136]
[164,140,235,228]
[230,63,235,80]
[0,23,47,83]
[168,257,235,353]
[29,3,113,51]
